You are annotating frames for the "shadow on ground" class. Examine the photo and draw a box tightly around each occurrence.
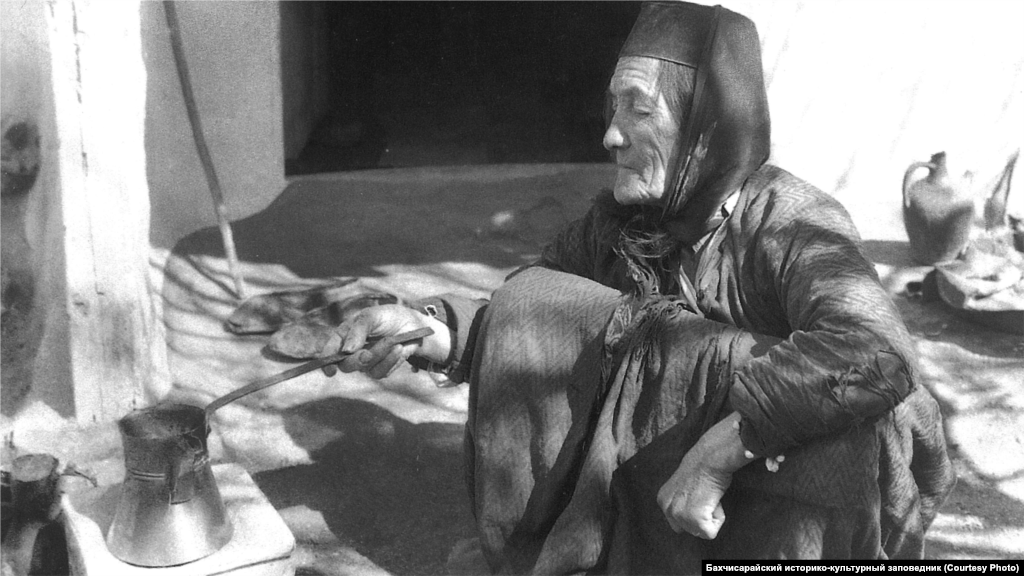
[881,265,1024,559]
[927,459,1024,559]
[898,297,1023,360]
[862,240,915,268]
[172,165,613,280]
[252,397,475,576]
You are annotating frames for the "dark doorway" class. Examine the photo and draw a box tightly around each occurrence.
[281,2,641,175]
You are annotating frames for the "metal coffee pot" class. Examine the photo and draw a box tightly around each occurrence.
[106,404,232,567]
[105,327,434,567]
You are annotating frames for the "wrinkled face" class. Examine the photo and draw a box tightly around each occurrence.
[604,57,682,206]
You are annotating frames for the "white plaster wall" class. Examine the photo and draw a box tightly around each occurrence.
[1,0,52,280]
[696,0,1024,239]
[2,0,70,417]
[142,1,286,251]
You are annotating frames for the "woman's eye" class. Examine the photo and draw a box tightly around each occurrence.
[631,99,654,116]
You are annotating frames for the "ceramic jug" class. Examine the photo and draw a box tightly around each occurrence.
[903,151,975,265]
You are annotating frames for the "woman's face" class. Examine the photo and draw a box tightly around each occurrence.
[603,57,682,206]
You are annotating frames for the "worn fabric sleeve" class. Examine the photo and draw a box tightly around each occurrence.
[727,170,917,457]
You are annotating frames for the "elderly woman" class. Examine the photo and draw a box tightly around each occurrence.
[328,2,954,572]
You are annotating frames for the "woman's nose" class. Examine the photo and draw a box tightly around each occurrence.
[603,122,627,151]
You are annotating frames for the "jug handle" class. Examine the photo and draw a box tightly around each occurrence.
[903,161,936,209]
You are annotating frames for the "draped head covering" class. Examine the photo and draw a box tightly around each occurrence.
[618,2,771,242]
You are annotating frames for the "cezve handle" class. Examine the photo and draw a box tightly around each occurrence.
[205,327,435,416]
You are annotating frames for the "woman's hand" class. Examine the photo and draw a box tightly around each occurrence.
[324,304,451,379]
[656,411,754,539]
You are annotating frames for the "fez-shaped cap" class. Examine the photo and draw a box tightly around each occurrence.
[619,2,771,240]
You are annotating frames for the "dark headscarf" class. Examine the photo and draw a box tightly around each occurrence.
[619,2,771,243]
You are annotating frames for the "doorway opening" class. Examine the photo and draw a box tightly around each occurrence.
[280,2,640,175]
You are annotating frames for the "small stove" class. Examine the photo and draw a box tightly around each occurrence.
[61,463,295,576]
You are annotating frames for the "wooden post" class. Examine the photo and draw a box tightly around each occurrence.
[31,0,158,422]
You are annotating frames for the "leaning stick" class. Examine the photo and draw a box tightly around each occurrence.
[163,1,248,300]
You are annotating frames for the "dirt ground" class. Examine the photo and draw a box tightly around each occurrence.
[3,163,1023,574]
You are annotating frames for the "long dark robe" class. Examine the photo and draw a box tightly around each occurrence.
[418,165,955,573]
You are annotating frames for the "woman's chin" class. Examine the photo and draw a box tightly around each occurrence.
[614,187,661,206]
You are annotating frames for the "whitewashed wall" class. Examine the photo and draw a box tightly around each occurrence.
[1,0,61,420]
[142,1,286,251]
[700,0,1024,238]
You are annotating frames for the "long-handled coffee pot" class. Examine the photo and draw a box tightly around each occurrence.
[106,327,433,567]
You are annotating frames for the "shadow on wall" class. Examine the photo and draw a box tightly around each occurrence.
[253,397,474,575]
[1,118,43,416]
[1,120,40,198]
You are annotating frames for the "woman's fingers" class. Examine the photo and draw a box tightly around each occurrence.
[366,344,406,380]
[360,326,418,379]
[333,308,396,373]
[336,343,406,378]
[326,305,436,377]
[657,452,732,540]
[659,489,725,539]
[340,317,370,354]
[705,502,726,539]
[337,349,371,373]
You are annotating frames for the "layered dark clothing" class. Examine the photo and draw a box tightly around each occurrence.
[421,170,952,572]
[409,3,953,572]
